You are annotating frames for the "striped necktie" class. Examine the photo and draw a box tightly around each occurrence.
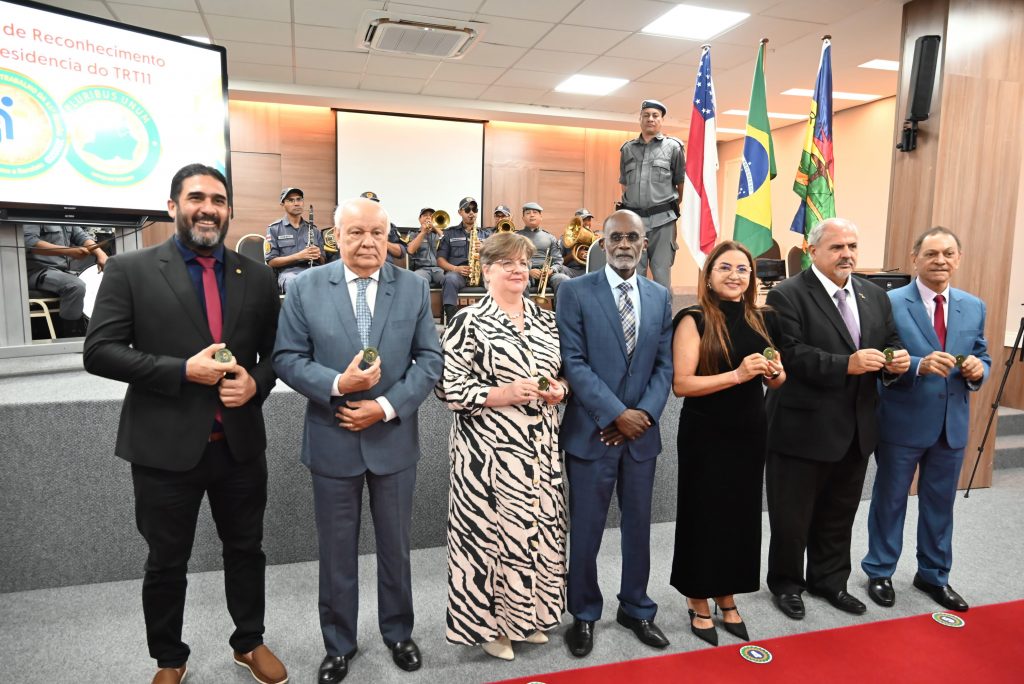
[618,281,636,358]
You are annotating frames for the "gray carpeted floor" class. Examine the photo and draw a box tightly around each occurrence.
[2,468,1022,684]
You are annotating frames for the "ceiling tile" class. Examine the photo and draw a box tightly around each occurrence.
[493,69,565,90]
[107,4,207,35]
[532,91,599,109]
[588,95,641,114]
[391,0,484,13]
[360,75,425,94]
[294,25,359,50]
[365,55,442,78]
[562,0,674,32]
[582,55,664,80]
[295,69,363,89]
[293,0,384,29]
[535,25,631,55]
[227,62,294,84]
[477,0,580,24]
[762,0,865,24]
[675,42,757,72]
[108,0,196,10]
[202,0,290,22]
[457,43,529,68]
[610,81,677,101]
[385,3,475,22]
[431,62,506,85]
[481,85,548,104]
[37,0,117,19]
[513,50,596,75]
[473,15,555,48]
[715,15,824,50]
[637,61,694,86]
[206,15,291,46]
[217,40,293,66]
[423,80,491,99]
[605,33,693,63]
[294,48,368,73]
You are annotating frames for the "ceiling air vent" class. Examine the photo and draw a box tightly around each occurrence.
[357,11,483,59]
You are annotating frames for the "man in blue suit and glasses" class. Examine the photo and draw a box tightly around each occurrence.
[862,226,990,612]
[556,209,674,658]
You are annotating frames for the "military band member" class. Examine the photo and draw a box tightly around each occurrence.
[557,209,596,279]
[488,204,512,232]
[518,202,569,301]
[265,187,324,293]
[437,197,490,324]
[359,191,406,263]
[407,207,444,287]
[24,223,108,336]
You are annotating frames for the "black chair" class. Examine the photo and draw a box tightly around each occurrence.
[585,241,606,273]
[235,234,270,266]
[787,246,806,277]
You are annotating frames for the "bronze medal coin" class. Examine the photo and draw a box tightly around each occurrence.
[214,348,234,363]
[763,347,777,361]
[537,377,550,392]
[362,347,379,365]
[955,354,966,368]
[883,347,895,363]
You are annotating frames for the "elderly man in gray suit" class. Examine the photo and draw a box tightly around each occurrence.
[273,197,443,683]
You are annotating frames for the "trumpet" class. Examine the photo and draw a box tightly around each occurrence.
[534,246,553,303]
[431,210,449,236]
[495,217,516,233]
[562,215,596,266]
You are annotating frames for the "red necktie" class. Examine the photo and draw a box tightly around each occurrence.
[933,293,946,349]
[196,257,222,342]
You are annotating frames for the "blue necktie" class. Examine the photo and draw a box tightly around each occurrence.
[355,277,372,349]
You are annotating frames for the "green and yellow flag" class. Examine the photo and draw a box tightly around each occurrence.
[734,40,776,258]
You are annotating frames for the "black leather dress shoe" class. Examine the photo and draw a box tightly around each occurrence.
[913,574,968,612]
[868,577,896,607]
[809,588,867,615]
[386,639,422,672]
[565,619,594,658]
[616,607,669,649]
[773,593,805,620]
[318,649,357,683]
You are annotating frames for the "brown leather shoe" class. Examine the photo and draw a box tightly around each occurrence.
[233,644,288,684]
[151,665,187,684]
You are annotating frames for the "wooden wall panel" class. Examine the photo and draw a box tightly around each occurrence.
[584,128,636,227]
[228,101,281,154]
[538,170,584,236]
[229,152,282,246]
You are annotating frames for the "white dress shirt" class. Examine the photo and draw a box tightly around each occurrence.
[811,263,861,331]
[605,264,642,329]
[331,265,396,421]
[914,278,952,376]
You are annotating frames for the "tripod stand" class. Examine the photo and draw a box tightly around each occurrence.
[965,314,1024,496]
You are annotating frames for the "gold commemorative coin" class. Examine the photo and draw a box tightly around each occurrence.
[955,354,966,368]
[362,347,379,365]
[537,377,550,392]
[883,347,895,363]
[214,348,234,363]
[763,347,777,361]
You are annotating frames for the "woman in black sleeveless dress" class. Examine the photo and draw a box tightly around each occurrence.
[670,241,786,646]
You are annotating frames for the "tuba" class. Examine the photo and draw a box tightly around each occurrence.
[562,215,595,265]
[319,204,338,254]
[431,209,449,236]
[495,217,516,233]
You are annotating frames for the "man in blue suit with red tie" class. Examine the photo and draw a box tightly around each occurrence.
[862,227,990,612]
[556,209,674,658]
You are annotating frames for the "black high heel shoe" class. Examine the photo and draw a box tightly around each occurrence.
[687,608,718,647]
[715,602,749,641]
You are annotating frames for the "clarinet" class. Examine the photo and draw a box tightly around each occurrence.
[307,204,316,268]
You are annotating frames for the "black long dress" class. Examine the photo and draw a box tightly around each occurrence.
[670,301,769,599]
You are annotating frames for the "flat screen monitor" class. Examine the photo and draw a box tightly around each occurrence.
[0,0,229,222]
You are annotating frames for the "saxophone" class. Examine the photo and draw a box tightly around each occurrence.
[468,224,481,286]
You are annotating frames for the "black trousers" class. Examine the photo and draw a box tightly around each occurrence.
[766,441,870,596]
[131,440,268,668]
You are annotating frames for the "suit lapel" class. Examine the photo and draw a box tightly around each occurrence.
[906,280,942,349]
[157,239,210,342]
[803,269,857,351]
[221,250,245,344]
[328,262,363,351]
[851,277,876,346]
[633,277,657,364]
[368,263,395,349]
[945,287,964,351]
[594,270,630,361]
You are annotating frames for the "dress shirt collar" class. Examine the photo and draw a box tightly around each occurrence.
[173,235,225,264]
[915,277,950,305]
[605,264,638,291]
[343,264,380,284]
[811,263,854,300]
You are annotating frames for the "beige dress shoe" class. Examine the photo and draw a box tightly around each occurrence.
[151,665,187,684]
[481,635,514,660]
[524,630,549,644]
[233,644,289,684]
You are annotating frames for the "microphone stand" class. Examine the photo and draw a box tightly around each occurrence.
[965,313,1024,496]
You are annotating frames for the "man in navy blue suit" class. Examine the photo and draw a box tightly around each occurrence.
[556,209,674,658]
[862,227,990,612]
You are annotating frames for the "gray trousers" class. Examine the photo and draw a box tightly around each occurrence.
[32,268,86,320]
[640,220,677,289]
[412,266,444,288]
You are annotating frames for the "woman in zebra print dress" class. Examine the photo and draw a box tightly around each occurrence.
[437,233,569,661]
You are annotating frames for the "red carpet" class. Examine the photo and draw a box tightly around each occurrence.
[496,600,1024,683]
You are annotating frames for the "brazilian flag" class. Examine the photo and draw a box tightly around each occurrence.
[734,41,776,258]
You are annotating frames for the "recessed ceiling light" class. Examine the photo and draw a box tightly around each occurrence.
[182,35,212,44]
[641,4,750,40]
[554,74,628,96]
[782,88,880,101]
[859,59,899,71]
[723,109,806,121]
[716,127,747,134]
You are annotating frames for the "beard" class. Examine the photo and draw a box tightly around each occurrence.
[176,210,228,250]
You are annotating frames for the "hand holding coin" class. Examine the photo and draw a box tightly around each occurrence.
[883,347,895,363]
[362,346,379,366]
[537,376,550,391]
[215,348,234,363]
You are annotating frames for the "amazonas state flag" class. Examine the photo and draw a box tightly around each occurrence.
[681,45,719,268]
[734,41,776,258]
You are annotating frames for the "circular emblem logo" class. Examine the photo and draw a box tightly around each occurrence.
[0,68,67,179]
[931,612,965,628]
[739,644,773,664]
[62,86,160,186]
[738,137,770,199]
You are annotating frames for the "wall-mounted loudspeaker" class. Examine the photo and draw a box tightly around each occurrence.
[906,35,942,122]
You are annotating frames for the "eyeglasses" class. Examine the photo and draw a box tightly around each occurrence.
[712,264,751,276]
[606,232,642,244]
[494,259,529,272]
